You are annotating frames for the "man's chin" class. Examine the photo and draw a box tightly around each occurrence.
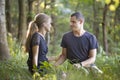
[72,28,78,32]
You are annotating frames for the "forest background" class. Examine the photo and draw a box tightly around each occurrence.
[0,0,120,80]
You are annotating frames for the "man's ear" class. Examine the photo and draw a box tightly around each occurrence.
[79,19,83,24]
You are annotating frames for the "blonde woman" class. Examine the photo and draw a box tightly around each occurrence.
[25,13,52,75]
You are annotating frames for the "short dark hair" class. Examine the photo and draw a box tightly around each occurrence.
[71,12,85,22]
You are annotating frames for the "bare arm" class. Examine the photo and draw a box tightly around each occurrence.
[81,49,97,67]
[54,48,67,66]
[32,45,39,67]
[47,56,57,62]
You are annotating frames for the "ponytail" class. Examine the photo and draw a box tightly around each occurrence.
[25,13,50,53]
[25,21,38,52]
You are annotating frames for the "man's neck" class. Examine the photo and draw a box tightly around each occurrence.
[73,29,85,37]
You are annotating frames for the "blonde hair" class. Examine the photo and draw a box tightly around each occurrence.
[34,13,50,29]
[25,21,38,52]
[25,13,50,52]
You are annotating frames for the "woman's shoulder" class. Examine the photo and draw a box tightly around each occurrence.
[31,32,41,40]
[31,32,41,45]
[32,32,40,37]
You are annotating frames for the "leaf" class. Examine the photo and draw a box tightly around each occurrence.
[52,74,57,80]
[105,0,111,4]
[109,4,116,11]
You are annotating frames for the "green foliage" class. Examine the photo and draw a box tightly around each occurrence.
[1,36,120,80]
[96,54,120,80]
[0,34,32,80]
[3,0,120,80]
[32,61,57,80]
[0,54,32,80]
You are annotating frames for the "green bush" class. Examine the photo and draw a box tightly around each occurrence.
[0,34,119,80]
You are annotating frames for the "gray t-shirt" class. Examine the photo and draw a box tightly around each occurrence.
[61,31,98,64]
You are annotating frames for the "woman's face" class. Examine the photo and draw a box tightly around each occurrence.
[44,18,52,32]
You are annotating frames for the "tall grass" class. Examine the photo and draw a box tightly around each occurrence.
[0,34,119,80]
[0,54,32,80]
[0,34,32,80]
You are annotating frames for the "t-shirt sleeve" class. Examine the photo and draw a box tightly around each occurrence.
[31,33,40,46]
[89,35,98,49]
[61,35,67,48]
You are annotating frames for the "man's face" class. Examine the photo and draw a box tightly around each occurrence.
[70,16,82,31]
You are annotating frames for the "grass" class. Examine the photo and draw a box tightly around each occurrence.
[0,52,32,80]
[0,51,119,80]
[0,35,120,80]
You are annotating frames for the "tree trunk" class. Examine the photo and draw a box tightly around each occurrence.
[50,0,57,54]
[93,0,99,39]
[51,14,57,54]
[102,4,108,55]
[75,0,80,12]
[5,0,12,34]
[115,5,120,25]
[44,0,50,45]
[35,0,41,14]
[18,0,27,45]
[114,4,120,44]
[27,0,34,24]
[0,0,10,60]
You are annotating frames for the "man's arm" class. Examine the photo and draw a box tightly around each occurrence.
[81,49,97,67]
[54,48,67,66]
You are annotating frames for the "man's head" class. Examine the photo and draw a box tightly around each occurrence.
[70,12,85,31]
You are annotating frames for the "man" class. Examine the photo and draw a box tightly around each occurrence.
[54,12,102,73]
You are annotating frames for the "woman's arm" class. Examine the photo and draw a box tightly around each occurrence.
[47,56,58,62]
[32,45,39,67]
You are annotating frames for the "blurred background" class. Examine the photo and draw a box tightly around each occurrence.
[0,0,120,80]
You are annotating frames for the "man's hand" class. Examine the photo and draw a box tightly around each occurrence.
[73,63,89,75]
[54,48,67,66]
[91,65,103,74]
[73,63,82,69]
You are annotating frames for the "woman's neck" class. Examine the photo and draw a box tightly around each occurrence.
[38,29,46,39]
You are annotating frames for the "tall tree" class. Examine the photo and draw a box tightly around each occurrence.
[34,0,43,14]
[114,4,120,26]
[50,0,57,54]
[102,4,109,55]
[44,0,50,45]
[113,3,120,44]
[5,0,12,33]
[0,0,10,60]
[18,0,27,45]
[93,0,99,39]
[27,0,34,24]
[102,1,114,55]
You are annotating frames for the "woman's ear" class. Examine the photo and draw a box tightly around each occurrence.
[42,23,45,27]
[43,22,47,27]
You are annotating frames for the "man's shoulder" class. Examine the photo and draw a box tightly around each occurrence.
[84,31,97,41]
[63,31,72,36]
[84,31,95,37]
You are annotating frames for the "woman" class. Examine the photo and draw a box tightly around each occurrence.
[25,13,52,75]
